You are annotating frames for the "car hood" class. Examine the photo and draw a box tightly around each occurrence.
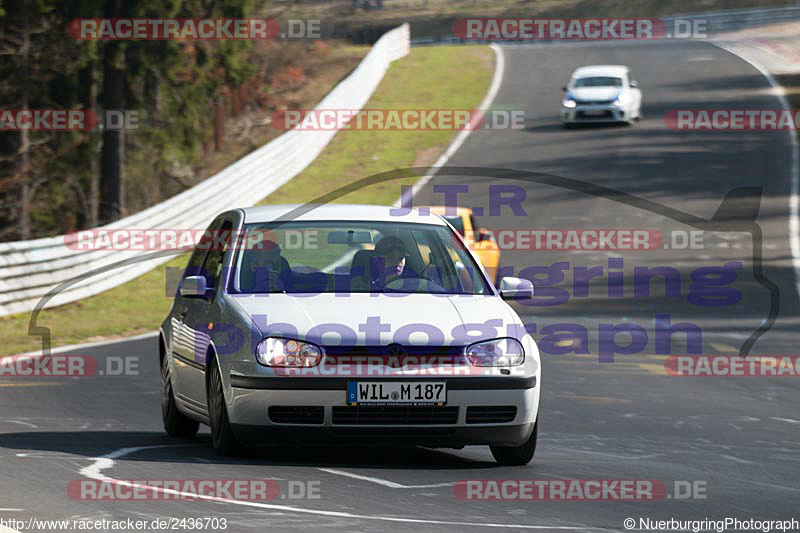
[569,87,621,102]
[230,293,518,346]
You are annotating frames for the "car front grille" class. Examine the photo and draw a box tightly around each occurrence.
[322,345,467,367]
[268,406,324,425]
[466,406,517,424]
[575,99,614,105]
[576,110,615,120]
[323,345,464,356]
[332,406,459,425]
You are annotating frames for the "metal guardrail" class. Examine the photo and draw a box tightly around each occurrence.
[662,4,800,34]
[0,23,410,318]
[410,4,800,45]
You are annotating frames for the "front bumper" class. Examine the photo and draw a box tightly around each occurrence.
[226,376,538,448]
[561,104,628,123]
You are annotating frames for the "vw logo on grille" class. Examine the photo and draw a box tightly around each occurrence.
[387,344,407,356]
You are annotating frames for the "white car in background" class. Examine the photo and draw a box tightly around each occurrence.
[560,65,642,126]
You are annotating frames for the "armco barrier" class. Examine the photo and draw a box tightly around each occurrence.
[0,23,410,317]
[661,4,800,35]
[411,4,800,44]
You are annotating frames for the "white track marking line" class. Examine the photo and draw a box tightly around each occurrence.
[712,41,800,302]
[392,43,506,207]
[0,420,38,428]
[77,445,609,531]
[318,468,453,488]
[721,454,755,464]
[770,416,800,424]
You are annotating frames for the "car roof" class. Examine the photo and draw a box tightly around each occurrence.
[240,204,449,225]
[571,65,629,78]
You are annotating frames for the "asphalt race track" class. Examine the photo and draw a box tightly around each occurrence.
[3,41,799,532]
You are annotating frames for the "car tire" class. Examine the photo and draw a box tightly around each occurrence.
[161,354,199,438]
[490,419,538,466]
[207,357,243,456]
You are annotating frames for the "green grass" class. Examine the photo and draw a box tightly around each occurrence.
[263,45,493,205]
[0,45,494,355]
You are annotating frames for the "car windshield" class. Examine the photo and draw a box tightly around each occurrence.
[573,76,623,88]
[229,221,490,295]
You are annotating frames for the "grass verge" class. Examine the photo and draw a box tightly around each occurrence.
[0,45,494,355]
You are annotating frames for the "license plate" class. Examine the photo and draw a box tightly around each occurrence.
[347,381,447,406]
[582,109,607,116]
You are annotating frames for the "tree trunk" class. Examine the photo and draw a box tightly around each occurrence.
[15,0,31,239]
[99,0,125,223]
[79,63,100,227]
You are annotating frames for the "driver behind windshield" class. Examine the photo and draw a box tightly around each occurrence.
[239,239,289,292]
[370,235,407,289]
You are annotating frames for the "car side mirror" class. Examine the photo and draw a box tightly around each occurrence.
[630,80,639,88]
[561,85,568,92]
[498,277,534,300]
[180,275,209,298]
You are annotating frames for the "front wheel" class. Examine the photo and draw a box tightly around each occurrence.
[161,354,199,438]
[207,357,243,456]
[490,420,538,466]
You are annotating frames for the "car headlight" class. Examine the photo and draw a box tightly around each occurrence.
[562,99,577,109]
[612,96,624,107]
[465,338,525,367]
[256,337,322,367]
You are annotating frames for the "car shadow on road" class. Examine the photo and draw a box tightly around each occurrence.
[524,120,631,133]
[0,430,498,469]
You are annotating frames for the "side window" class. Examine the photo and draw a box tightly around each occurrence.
[183,218,225,280]
[183,249,207,279]
[200,220,233,289]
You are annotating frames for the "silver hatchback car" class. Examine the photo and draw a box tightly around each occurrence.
[159,205,541,465]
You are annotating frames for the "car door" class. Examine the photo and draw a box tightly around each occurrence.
[170,245,209,402]
[173,218,232,415]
